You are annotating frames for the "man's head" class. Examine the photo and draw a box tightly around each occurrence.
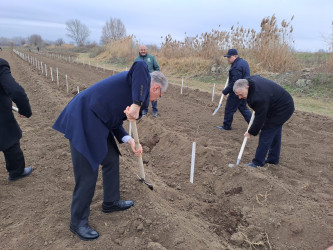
[139,45,147,57]
[224,48,238,64]
[233,79,249,99]
[149,71,168,101]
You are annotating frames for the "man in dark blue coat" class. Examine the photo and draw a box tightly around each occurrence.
[53,61,168,241]
[233,75,295,167]
[0,58,33,181]
[217,49,252,130]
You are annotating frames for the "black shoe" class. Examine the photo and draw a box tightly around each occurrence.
[102,200,134,213]
[153,112,158,117]
[265,159,278,164]
[70,224,99,241]
[216,126,231,130]
[247,162,258,168]
[8,167,33,181]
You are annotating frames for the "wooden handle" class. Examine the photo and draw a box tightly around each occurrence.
[131,121,145,180]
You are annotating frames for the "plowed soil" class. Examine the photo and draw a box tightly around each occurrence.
[1,49,333,249]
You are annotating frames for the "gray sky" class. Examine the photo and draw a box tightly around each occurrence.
[1,0,332,52]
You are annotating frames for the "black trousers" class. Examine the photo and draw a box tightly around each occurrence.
[252,125,283,166]
[223,94,252,129]
[2,142,25,178]
[70,135,120,227]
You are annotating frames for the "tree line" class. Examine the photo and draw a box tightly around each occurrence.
[0,17,126,47]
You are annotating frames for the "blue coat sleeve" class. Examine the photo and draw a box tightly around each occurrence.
[248,98,268,136]
[129,61,150,105]
[112,125,128,144]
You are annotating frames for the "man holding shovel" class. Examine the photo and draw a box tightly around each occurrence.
[233,75,294,168]
[216,49,252,130]
[53,61,168,241]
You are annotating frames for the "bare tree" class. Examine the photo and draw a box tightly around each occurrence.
[100,18,126,45]
[66,19,90,46]
[28,34,43,47]
[322,21,333,52]
[12,36,26,46]
[55,38,64,46]
[0,37,10,46]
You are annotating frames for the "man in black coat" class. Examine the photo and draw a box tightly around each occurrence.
[0,58,33,180]
[217,49,252,130]
[233,75,295,167]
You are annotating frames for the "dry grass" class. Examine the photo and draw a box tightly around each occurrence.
[158,56,213,77]
[94,15,300,77]
[326,52,333,73]
[159,15,300,75]
[96,36,138,65]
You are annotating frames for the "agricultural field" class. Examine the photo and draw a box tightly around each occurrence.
[0,48,333,249]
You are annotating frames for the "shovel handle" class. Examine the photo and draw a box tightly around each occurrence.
[130,121,146,180]
[12,106,19,112]
[219,77,229,104]
[212,77,229,116]
[236,111,255,165]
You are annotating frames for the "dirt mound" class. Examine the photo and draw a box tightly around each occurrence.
[1,49,332,249]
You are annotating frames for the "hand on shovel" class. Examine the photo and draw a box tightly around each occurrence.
[244,132,251,139]
[128,138,143,157]
[12,106,27,118]
[124,104,141,121]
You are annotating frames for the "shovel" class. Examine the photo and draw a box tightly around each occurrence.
[229,111,255,167]
[130,120,154,190]
[212,77,229,116]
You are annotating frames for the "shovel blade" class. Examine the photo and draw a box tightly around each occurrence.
[136,174,154,190]
[212,104,221,116]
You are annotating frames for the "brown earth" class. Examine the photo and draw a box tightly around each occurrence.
[1,49,333,249]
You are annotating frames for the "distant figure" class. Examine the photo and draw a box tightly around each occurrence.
[134,44,160,117]
[233,75,294,168]
[53,61,168,241]
[37,47,39,52]
[0,58,33,181]
[216,49,252,131]
[0,47,2,51]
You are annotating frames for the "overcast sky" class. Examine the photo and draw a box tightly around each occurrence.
[1,0,332,52]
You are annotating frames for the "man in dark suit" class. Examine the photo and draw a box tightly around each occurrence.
[0,58,33,181]
[233,75,294,168]
[53,61,168,241]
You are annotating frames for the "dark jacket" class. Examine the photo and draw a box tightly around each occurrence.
[134,53,160,73]
[53,61,151,171]
[223,57,250,95]
[246,75,294,136]
[0,58,32,150]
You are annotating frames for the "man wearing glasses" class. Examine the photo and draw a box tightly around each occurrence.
[134,44,161,117]
[53,61,168,241]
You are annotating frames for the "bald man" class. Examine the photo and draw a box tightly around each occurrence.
[134,45,160,117]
